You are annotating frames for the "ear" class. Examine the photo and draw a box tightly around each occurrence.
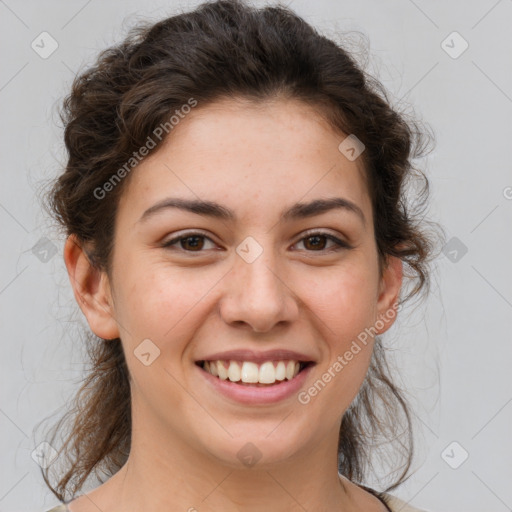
[375,255,403,335]
[63,234,120,340]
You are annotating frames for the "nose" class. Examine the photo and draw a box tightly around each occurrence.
[219,243,299,333]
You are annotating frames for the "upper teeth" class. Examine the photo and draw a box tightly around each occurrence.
[203,360,302,384]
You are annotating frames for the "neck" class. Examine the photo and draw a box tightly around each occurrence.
[91,406,356,511]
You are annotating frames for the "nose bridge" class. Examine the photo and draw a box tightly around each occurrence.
[240,245,281,296]
[220,235,297,331]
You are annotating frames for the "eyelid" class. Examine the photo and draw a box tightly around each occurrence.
[161,229,217,249]
[298,228,348,242]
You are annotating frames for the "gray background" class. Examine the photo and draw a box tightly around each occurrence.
[1,1,511,511]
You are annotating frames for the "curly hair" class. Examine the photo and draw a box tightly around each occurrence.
[41,0,440,502]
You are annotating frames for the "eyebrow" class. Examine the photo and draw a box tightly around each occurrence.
[138,197,366,225]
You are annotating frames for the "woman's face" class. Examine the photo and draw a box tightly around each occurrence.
[82,97,401,469]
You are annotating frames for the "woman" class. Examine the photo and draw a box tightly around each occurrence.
[41,1,438,510]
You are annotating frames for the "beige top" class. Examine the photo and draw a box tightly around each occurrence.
[381,492,428,511]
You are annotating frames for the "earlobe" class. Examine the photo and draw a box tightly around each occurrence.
[375,255,403,335]
[63,234,120,340]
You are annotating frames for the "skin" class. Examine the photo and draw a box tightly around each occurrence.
[63,96,402,512]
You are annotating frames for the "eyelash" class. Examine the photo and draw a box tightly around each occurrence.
[161,230,352,254]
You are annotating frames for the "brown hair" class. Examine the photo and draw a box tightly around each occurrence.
[41,0,440,502]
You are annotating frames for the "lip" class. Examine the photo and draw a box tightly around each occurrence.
[196,349,316,364]
[197,361,315,405]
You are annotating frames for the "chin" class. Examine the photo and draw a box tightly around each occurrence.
[200,430,307,470]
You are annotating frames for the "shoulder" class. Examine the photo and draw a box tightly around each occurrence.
[44,505,69,512]
[380,492,430,512]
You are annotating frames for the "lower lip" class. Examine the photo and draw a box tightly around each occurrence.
[197,364,314,405]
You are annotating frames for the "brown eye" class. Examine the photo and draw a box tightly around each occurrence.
[303,234,328,250]
[295,232,351,252]
[179,235,205,251]
[162,233,216,252]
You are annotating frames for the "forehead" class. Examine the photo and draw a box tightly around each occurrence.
[117,97,371,223]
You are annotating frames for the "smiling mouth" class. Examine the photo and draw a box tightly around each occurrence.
[196,359,314,386]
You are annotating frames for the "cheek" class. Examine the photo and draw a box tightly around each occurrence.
[295,268,378,424]
[297,258,380,341]
[293,258,379,402]
[114,268,209,405]
[113,261,219,349]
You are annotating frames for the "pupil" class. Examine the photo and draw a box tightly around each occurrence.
[183,236,203,250]
[306,235,325,250]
